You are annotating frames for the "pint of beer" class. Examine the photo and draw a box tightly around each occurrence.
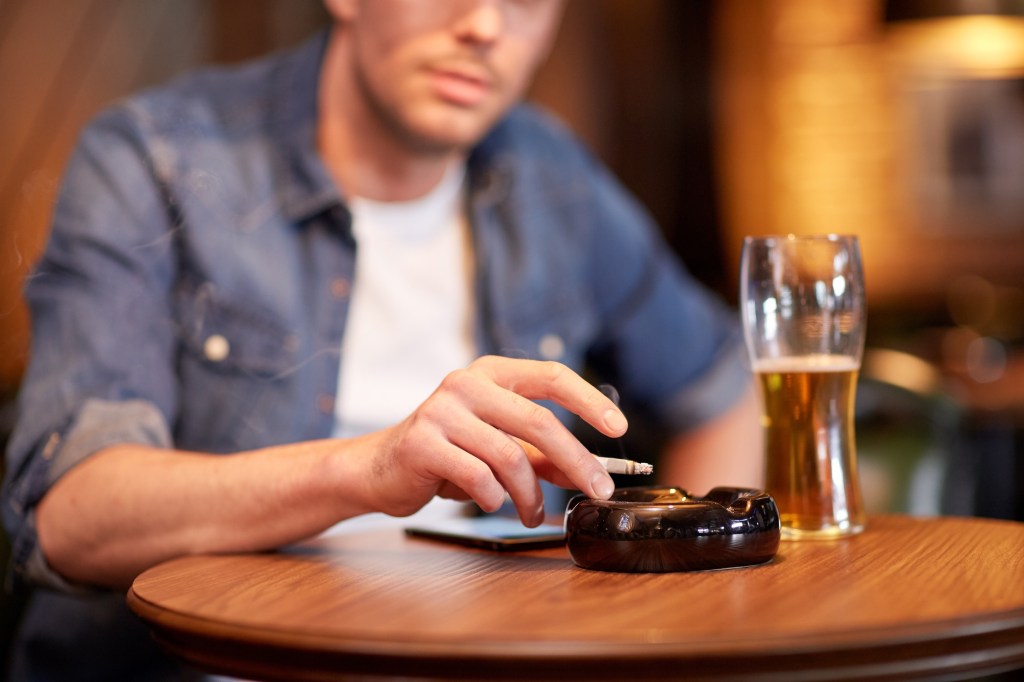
[740,235,866,539]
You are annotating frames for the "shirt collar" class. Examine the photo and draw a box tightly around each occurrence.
[267,29,518,225]
[270,30,345,225]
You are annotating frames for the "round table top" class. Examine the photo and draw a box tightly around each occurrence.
[128,515,1024,681]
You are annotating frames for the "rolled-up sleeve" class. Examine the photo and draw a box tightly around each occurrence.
[2,105,181,592]
[579,160,752,434]
[475,109,754,436]
[8,398,173,591]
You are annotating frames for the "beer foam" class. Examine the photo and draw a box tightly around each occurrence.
[752,354,859,373]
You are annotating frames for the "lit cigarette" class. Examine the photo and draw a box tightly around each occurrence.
[595,456,653,476]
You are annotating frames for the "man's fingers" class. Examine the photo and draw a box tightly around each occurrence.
[516,438,579,489]
[436,482,472,501]
[438,410,546,526]
[437,364,614,500]
[420,441,506,513]
[402,358,619,515]
[469,356,628,438]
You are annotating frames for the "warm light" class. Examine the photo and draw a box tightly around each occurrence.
[888,16,1024,77]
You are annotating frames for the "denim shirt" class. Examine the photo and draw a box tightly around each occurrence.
[3,30,747,680]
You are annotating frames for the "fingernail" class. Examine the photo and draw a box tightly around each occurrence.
[531,503,545,527]
[591,472,615,499]
[603,408,627,435]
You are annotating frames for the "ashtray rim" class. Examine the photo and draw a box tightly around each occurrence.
[564,485,782,573]
[566,485,768,513]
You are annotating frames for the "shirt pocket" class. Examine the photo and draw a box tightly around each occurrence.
[173,282,298,451]
[175,281,295,377]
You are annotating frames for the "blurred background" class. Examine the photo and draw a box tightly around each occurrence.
[3,0,1024,524]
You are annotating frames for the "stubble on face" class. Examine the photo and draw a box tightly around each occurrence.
[352,41,506,156]
[341,0,565,155]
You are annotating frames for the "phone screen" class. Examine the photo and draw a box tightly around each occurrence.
[404,515,566,551]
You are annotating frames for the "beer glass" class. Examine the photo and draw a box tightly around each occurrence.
[740,234,866,539]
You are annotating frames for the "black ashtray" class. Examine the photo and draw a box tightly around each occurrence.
[564,486,780,573]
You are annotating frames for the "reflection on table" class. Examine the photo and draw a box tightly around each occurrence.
[129,515,1024,681]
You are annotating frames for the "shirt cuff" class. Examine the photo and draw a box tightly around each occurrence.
[21,512,96,595]
[14,398,171,591]
[46,398,172,487]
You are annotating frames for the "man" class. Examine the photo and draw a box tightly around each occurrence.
[3,0,762,678]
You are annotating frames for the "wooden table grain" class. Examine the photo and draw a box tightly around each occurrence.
[128,515,1024,681]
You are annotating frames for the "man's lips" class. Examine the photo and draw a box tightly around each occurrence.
[429,65,493,107]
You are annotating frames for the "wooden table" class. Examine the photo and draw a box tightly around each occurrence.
[128,515,1024,681]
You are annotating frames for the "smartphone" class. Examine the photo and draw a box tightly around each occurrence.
[404,515,566,551]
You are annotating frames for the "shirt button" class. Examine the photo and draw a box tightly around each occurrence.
[203,334,230,362]
[538,333,565,361]
[317,394,335,414]
[331,278,350,299]
[283,334,300,353]
[42,432,61,460]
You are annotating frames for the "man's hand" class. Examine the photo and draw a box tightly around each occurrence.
[35,357,627,588]
[365,356,627,527]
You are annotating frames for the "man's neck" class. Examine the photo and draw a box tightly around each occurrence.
[319,119,456,202]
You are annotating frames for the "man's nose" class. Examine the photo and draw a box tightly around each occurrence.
[452,0,504,45]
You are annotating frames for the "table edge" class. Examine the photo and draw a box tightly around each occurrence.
[127,586,1024,680]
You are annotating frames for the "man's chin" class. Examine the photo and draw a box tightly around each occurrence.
[400,109,502,154]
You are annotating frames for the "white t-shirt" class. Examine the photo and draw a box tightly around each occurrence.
[332,162,476,439]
